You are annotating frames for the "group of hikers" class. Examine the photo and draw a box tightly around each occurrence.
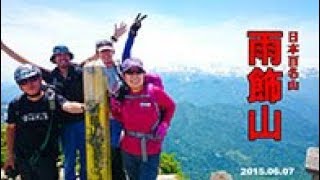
[1,14,176,180]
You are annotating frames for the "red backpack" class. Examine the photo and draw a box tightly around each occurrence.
[144,73,164,90]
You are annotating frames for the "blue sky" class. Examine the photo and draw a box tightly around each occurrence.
[3,0,318,21]
[1,0,319,83]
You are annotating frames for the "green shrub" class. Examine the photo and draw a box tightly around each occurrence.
[160,152,187,179]
[1,124,7,167]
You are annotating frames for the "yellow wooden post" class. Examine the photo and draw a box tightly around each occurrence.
[83,60,111,180]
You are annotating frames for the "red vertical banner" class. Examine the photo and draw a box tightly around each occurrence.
[247,31,283,141]
[247,67,283,104]
[248,31,283,66]
[248,105,282,141]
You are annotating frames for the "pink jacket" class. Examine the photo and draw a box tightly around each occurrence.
[111,84,175,155]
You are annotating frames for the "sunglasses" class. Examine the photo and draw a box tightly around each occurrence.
[18,75,40,85]
[99,49,114,53]
[125,69,145,75]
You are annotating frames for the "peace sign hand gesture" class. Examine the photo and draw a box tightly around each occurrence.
[130,13,147,36]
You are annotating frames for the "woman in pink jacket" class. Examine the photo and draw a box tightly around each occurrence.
[111,57,176,180]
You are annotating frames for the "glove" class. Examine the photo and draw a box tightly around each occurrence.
[155,122,169,139]
[130,13,147,36]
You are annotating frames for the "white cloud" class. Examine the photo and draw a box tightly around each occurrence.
[122,15,317,71]
[1,2,319,83]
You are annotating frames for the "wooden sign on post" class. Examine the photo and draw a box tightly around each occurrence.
[83,60,112,180]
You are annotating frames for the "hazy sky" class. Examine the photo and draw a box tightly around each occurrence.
[1,0,319,83]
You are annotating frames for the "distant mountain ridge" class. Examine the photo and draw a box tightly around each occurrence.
[1,65,319,98]
[151,66,319,78]
[1,83,21,103]
[1,71,319,179]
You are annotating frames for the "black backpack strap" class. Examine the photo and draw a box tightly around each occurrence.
[29,89,56,166]
[114,64,130,101]
[13,95,24,117]
[40,89,55,151]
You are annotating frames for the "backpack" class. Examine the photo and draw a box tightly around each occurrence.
[145,73,164,90]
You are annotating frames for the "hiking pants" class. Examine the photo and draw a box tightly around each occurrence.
[111,147,126,180]
[122,151,160,180]
[16,156,58,180]
[62,121,86,180]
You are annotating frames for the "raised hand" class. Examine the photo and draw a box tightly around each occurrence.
[112,22,127,41]
[130,13,147,36]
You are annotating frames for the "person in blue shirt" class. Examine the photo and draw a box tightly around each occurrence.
[92,39,127,179]
[93,14,165,180]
